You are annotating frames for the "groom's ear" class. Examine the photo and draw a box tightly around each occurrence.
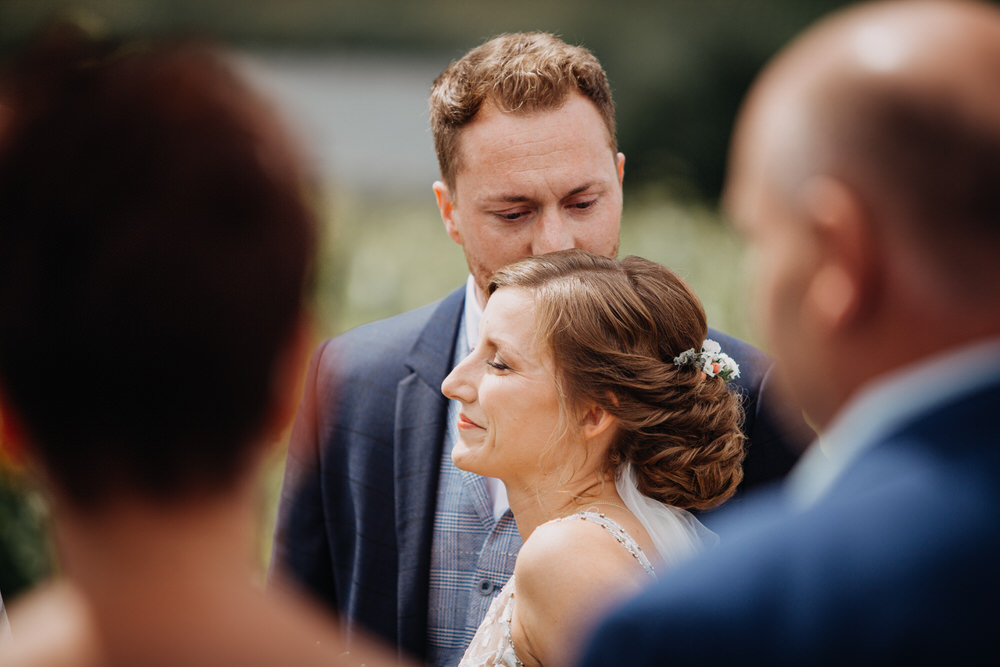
[433,180,462,246]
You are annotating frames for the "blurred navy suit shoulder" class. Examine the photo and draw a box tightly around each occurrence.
[271,286,811,660]
[581,379,1000,666]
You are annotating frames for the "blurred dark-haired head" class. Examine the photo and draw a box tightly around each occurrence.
[0,28,316,509]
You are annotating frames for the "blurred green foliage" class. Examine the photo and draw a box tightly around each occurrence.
[0,464,53,601]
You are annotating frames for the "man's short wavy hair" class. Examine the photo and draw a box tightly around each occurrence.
[429,32,617,192]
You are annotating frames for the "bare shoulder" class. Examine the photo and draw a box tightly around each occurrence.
[516,514,650,587]
[3,582,104,667]
[512,515,652,665]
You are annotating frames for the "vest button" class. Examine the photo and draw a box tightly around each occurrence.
[477,579,494,596]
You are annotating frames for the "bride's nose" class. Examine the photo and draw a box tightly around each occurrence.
[442,352,477,403]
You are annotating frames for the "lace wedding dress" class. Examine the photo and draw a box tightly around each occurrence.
[457,511,656,667]
[457,465,714,667]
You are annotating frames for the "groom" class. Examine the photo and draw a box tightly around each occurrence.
[581,1,1000,664]
[272,33,813,663]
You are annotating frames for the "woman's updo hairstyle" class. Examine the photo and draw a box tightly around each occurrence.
[488,249,744,510]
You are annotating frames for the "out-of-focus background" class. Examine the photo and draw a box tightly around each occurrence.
[0,0,904,601]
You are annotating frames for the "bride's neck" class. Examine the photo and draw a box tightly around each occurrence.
[505,472,623,541]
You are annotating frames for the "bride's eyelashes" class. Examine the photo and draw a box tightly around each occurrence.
[486,357,511,372]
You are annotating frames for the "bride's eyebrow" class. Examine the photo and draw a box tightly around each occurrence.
[478,331,510,354]
[480,336,507,357]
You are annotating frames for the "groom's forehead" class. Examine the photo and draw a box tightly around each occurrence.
[454,96,616,168]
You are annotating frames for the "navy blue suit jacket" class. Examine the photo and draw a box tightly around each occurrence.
[581,378,1000,666]
[272,286,811,661]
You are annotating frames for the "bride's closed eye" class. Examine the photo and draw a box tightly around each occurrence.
[486,357,511,372]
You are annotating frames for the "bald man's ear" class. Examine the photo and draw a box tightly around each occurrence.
[801,177,878,332]
[433,181,463,246]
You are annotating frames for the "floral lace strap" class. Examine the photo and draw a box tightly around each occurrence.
[554,511,657,579]
[498,582,524,667]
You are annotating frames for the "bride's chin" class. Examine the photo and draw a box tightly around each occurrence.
[451,443,473,469]
[452,444,488,475]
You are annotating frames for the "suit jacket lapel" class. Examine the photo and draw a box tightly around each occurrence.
[394,286,465,657]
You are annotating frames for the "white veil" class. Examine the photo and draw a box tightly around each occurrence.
[615,462,719,570]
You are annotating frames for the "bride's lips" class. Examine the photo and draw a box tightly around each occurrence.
[457,413,484,430]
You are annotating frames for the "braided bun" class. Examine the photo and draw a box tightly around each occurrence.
[489,250,745,510]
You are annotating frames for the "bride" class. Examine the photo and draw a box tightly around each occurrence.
[443,249,746,667]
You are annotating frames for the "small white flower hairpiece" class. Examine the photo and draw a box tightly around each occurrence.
[673,338,741,383]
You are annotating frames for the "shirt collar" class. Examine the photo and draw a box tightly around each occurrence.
[789,337,1000,508]
[463,275,483,354]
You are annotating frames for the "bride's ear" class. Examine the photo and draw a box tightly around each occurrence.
[579,399,617,442]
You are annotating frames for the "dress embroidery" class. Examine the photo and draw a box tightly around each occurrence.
[457,511,656,667]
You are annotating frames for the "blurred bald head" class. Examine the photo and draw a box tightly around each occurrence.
[726,1,1000,427]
